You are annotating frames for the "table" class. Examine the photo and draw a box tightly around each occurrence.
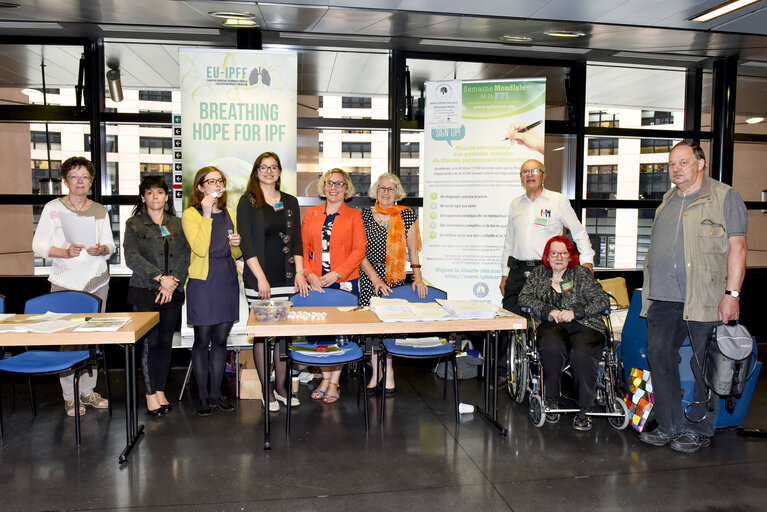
[0,312,159,464]
[246,307,526,448]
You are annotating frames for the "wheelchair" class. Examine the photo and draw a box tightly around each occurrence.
[506,304,630,429]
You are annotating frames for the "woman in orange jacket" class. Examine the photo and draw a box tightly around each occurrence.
[301,168,366,403]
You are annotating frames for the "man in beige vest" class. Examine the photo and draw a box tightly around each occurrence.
[639,141,747,453]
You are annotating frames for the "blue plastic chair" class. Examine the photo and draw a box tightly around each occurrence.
[0,291,106,445]
[377,285,460,424]
[286,289,368,433]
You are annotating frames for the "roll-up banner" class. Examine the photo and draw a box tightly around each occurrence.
[179,48,298,211]
[422,78,546,305]
[178,48,297,337]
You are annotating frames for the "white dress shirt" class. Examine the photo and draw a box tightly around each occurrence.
[500,188,595,275]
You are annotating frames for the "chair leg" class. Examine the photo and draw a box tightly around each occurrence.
[361,359,368,431]
[28,377,36,417]
[379,349,387,424]
[442,357,448,399]
[451,354,460,424]
[178,350,194,401]
[285,358,293,436]
[0,379,4,438]
[73,366,86,446]
[101,348,112,417]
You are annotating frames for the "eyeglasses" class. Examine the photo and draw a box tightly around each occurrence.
[203,178,226,186]
[548,251,571,259]
[520,168,543,176]
[326,180,347,189]
[67,174,91,181]
[258,165,280,173]
[377,186,396,193]
[668,159,693,169]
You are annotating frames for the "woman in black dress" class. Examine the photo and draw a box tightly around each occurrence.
[183,166,242,415]
[359,172,426,395]
[237,152,308,412]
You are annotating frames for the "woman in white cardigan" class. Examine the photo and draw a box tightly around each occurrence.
[31,156,115,417]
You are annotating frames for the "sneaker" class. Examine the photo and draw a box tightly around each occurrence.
[544,399,560,424]
[670,432,711,453]
[573,411,592,431]
[80,391,109,409]
[639,428,679,447]
[65,399,86,417]
[197,399,211,416]
[210,396,235,412]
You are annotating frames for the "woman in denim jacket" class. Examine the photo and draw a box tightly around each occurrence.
[123,175,189,416]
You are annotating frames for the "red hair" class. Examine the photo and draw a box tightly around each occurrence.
[542,235,579,269]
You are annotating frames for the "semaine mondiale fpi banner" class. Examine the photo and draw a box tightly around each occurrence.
[422,78,546,305]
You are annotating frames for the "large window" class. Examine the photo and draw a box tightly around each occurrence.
[139,136,172,155]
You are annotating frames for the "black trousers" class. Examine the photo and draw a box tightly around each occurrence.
[502,265,532,314]
[646,300,719,437]
[133,304,181,395]
[538,320,604,409]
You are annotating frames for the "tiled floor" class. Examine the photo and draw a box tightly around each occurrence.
[1,359,766,511]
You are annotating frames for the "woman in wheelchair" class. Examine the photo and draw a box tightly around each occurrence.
[518,236,610,431]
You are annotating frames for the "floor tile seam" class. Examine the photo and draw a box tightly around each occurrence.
[487,457,767,486]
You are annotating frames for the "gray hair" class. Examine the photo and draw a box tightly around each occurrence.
[368,172,406,201]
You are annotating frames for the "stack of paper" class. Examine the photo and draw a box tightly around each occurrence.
[370,297,419,322]
[394,337,446,348]
[74,318,131,332]
[0,320,77,333]
[436,300,499,320]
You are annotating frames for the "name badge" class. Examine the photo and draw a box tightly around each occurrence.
[561,280,574,291]
[534,216,549,227]
[273,202,284,212]
[160,225,171,237]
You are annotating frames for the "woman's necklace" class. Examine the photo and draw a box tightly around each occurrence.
[374,211,389,227]
[67,196,89,216]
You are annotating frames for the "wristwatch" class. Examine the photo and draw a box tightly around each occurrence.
[725,290,740,298]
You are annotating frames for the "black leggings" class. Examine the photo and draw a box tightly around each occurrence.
[134,304,181,395]
[192,322,233,400]
[537,321,604,409]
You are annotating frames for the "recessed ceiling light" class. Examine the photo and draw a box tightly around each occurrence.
[544,30,585,38]
[746,117,765,124]
[500,34,532,43]
[690,0,760,22]
[223,18,258,27]
[209,11,256,20]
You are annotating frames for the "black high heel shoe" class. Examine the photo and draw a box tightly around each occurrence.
[146,407,165,417]
[365,380,382,396]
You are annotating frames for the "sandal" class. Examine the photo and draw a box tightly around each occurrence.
[323,382,340,404]
[65,399,86,417]
[311,378,330,400]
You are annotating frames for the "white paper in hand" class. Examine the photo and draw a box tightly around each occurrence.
[59,213,97,246]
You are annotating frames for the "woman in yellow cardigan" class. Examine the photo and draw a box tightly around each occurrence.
[182,166,242,416]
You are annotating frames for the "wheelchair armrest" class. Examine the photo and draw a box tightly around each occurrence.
[520,306,534,314]
[602,309,612,316]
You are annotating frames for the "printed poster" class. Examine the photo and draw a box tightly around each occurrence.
[422,78,546,304]
[179,48,298,211]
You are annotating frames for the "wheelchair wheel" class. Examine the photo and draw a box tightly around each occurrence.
[528,394,546,428]
[506,332,528,404]
[608,396,630,430]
